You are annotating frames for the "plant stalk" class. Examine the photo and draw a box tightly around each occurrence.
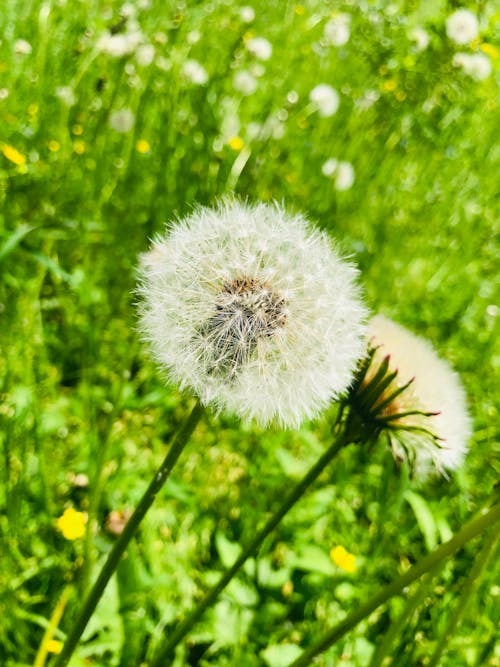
[151,431,349,666]
[289,501,500,667]
[53,400,204,667]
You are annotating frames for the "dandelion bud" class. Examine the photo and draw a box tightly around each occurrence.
[137,199,367,427]
[349,315,470,476]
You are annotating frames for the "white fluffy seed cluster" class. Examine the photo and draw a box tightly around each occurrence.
[368,315,471,475]
[138,199,367,427]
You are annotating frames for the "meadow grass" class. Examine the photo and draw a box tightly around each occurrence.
[1,1,499,666]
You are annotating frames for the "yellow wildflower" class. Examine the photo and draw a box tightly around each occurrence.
[72,124,84,136]
[381,78,397,92]
[295,5,305,15]
[480,43,500,59]
[46,639,63,654]
[56,508,87,540]
[2,144,26,166]
[136,139,151,154]
[48,140,60,152]
[228,136,244,151]
[73,140,85,155]
[330,545,356,573]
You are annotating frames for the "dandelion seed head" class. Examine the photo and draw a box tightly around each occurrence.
[453,52,492,80]
[109,108,135,133]
[364,315,471,476]
[324,14,351,47]
[246,36,273,60]
[137,199,367,427]
[409,27,430,51]
[446,8,479,45]
[309,83,340,117]
[182,59,209,85]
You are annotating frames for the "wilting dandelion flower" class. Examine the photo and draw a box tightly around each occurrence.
[446,8,479,45]
[452,52,492,80]
[309,84,340,117]
[109,108,135,133]
[137,199,366,427]
[182,59,209,85]
[324,14,351,47]
[349,315,470,476]
[246,36,272,60]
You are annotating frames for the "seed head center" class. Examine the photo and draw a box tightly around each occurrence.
[202,276,287,376]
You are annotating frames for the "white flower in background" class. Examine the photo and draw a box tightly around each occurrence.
[109,108,135,133]
[233,70,258,95]
[246,36,272,60]
[56,86,76,107]
[240,6,255,23]
[136,43,155,66]
[182,59,209,85]
[324,13,351,47]
[453,52,492,80]
[97,30,142,57]
[0,88,9,100]
[409,27,430,51]
[14,39,32,55]
[321,159,355,191]
[446,8,479,45]
[309,84,340,117]
[352,315,470,476]
[137,199,367,427]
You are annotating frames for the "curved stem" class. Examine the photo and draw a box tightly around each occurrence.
[53,400,204,667]
[150,432,350,666]
[289,502,500,667]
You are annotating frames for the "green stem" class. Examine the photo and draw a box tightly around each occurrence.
[150,432,349,666]
[289,502,500,667]
[53,400,204,667]
[368,561,445,667]
[427,527,499,667]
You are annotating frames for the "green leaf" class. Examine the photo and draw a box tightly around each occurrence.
[404,490,438,551]
[0,224,34,263]
[215,532,242,568]
[261,643,303,667]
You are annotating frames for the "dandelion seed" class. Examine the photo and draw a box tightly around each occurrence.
[246,36,272,60]
[446,9,479,45]
[350,315,470,477]
[137,199,367,427]
[330,545,356,573]
[182,59,209,85]
[109,108,135,133]
[2,144,26,166]
[324,14,351,47]
[56,508,88,540]
[309,84,340,117]
[453,52,492,80]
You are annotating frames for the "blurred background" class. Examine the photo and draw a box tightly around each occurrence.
[0,1,499,665]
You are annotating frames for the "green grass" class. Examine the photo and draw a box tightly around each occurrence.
[1,1,499,666]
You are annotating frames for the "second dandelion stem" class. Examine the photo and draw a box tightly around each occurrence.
[151,430,350,666]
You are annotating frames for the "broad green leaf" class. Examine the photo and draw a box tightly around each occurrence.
[404,490,438,551]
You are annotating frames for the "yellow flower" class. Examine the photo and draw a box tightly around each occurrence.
[480,43,500,59]
[46,639,63,654]
[56,508,87,540]
[136,139,151,153]
[2,144,26,166]
[330,545,357,573]
[381,78,397,93]
[48,140,60,152]
[228,136,244,151]
[73,140,85,155]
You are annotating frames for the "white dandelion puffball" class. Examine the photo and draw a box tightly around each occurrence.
[138,199,367,427]
[182,59,209,85]
[246,37,273,60]
[446,9,479,45]
[452,52,492,80]
[368,315,471,475]
[309,84,340,118]
[109,108,135,133]
[324,14,351,47]
[409,27,430,51]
